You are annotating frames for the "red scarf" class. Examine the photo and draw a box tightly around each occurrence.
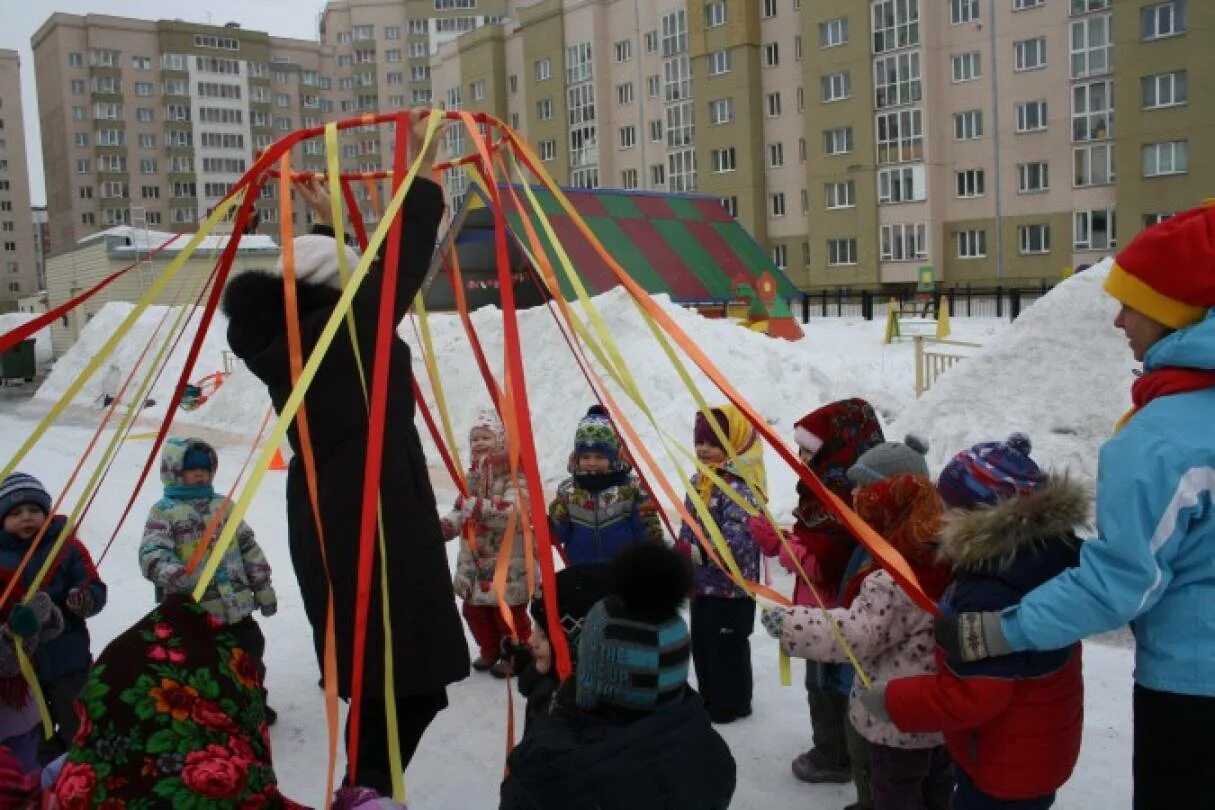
[1116,367,1215,431]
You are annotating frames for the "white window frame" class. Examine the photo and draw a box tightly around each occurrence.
[827,238,858,266]
[766,92,782,117]
[1070,14,1112,79]
[1142,71,1187,109]
[1072,79,1113,142]
[1018,223,1051,254]
[614,40,633,63]
[619,126,636,149]
[711,147,737,173]
[1016,100,1048,133]
[956,230,987,258]
[875,108,923,164]
[951,0,980,25]
[771,243,787,270]
[536,99,553,120]
[820,18,848,48]
[874,52,921,109]
[955,169,985,198]
[539,139,556,162]
[954,110,984,140]
[821,71,851,103]
[823,127,853,156]
[1142,141,1188,177]
[708,50,731,76]
[709,98,734,125]
[764,42,780,67]
[617,82,635,105]
[763,0,778,19]
[1073,142,1116,187]
[771,192,786,217]
[1014,37,1047,71]
[535,58,552,82]
[706,1,727,28]
[872,0,920,53]
[826,181,856,209]
[880,223,927,262]
[877,165,926,203]
[769,142,784,168]
[1141,1,1186,40]
[1073,209,1116,251]
[1017,161,1050,193]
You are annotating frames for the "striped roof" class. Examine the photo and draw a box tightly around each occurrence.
[422,184,799,311]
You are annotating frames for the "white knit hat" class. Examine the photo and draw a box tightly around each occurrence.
[269,234,361,290]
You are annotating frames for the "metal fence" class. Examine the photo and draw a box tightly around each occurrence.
[795,282,1055,322]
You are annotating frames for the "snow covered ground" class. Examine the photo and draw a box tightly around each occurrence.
[0,261,1136,807]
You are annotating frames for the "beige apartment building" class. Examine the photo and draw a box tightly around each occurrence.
[0,50,39,310]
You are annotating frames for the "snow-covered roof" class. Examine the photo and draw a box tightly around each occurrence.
[78,226,280,256]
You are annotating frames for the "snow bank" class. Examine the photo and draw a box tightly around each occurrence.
[0,312,53,366]
[893,259,1132,484]
[36,302,232,416]
[402,287,834,520]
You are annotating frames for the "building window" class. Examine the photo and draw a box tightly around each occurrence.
[716,196,736,217]
[1072,79,1113,142]
[708,50,731,76]
[650,119,664,141]
[1142,141,1188,176]
[1143,212,1173,228]
[68,52,84,67]
[74,133,89,147]
[827,238,858,266]
[949,51,982,84]
[1014,37,1047,71]
[140,158,157,174]
[648,75,662,97]
[709,98,734,125]
[796,35,803,60]
[1016,100,1048,133]
[1070,14,1111,79]
[771,192,786,217]
[956,230,987,258]
[766,92,782,117]
[1141,1,1186,40]
[1017,161,1050,193]
[1015,0,1045,9]
[645,31,658,53]
[617,83,634,105]
[875,52,921,108]
[621,169,639,189]
[651,163,666,186]
[880,223,927,261]
[1074,209,1116,250]
[954,110,984,140]
[535,58,552,82]
[763,42,780,67]
[71,106,86,121]
[878,165,926,203]
[133,81,154,97]
[70,79,85,95]
[619,125,637,149]
[823,127,853,155]
[872,0,920,53]
[875,108,923,164]
[826,181,855,209]
[820,17,848,48]
[711,147,737,173]
[1074,143,1115,186]
[667,149,696,193]
[536,99,553,120]
[539,139,556,162]
[614,40,633,63]
[955,169,985,198]
[821,71,851,102]
[136,107,153,123]
[385,25,400,39]
[769,142,784,168]
[951,0,980,24]
[1143,71,1187,109]
[771,243,787,269]
[705,1,727,29]
[763,0,778,17]
[1018,224,1051,254]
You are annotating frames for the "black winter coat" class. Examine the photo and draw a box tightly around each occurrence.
[221,179,469,699]
[500,685,737,810]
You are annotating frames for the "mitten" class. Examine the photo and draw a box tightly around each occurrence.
[934,612,1011,662]
[857,681,891,723]
[439,516,459,541]
[760,605,788,640]
[257,590,278,617]
[747,514,785,556]
[6,603,40,639]
[66,588,95,618]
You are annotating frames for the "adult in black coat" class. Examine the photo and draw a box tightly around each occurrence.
[221,116,469,792]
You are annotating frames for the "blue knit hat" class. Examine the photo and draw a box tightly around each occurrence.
[0,473,53,522]
[576,544,692,713]
[936,433,1045,510]
[574,405,619,462]
[182,446,215,472]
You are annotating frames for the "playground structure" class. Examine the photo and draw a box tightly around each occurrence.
[913,336,982,397]
[180,349,237,410]
[0,109,938,803]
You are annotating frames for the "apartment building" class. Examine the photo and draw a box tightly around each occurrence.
[0,50,39,310]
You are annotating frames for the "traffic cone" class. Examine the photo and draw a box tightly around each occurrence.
[269,448,289,471]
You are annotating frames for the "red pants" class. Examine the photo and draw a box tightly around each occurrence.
[461,601,532,661]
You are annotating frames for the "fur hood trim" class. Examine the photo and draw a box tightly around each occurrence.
[263,233,360,290]
[938,476,1091,572]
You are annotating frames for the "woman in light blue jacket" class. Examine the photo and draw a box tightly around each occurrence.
[929,205,1215,810]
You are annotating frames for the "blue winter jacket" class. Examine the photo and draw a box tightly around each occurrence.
[0,516,107,681]
[1001,309,1215,698]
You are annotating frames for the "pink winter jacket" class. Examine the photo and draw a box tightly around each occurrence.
[779,569,944,749]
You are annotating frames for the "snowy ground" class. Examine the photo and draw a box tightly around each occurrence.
[0,264,1136,807]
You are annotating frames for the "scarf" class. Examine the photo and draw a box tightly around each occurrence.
[574,467,632,493]
[795,400,885,533]
[163,483,216,501]
[694,404,767,507]
[841,475,952,608]
[1115,366,1215,432]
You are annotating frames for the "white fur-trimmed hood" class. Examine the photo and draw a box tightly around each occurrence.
[264,233,361,290]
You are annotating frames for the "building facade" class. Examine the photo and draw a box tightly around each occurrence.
[0,50,39,310]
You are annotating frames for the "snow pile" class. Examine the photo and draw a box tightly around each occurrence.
[0,312,53,366]
[36,303,232,416]
[893,259,1133,484]
[402,287,834,520]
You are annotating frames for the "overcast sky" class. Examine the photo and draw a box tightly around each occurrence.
[0,1,322,205]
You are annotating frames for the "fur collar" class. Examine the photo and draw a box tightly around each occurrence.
[938,476,1091,573]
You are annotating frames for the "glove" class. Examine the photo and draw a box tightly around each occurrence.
[66,588,95,618]
[857,681,891,723]
[759,606,788,640]
[257,590,278,618]
[439,516,460,541]
[747,514,784,556]
[934,611,1011,662]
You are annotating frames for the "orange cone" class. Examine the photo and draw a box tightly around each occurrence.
[269,448,289,471]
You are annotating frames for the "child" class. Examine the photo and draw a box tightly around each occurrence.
[504,562,612,734]
[500,543,736,809]
[0,591,63,774]
[762,465,954,810]
[676,405,764,725]
[754,399,885,783]
[138,438,278,721]
[548,405,663,565]
[875,434,1087,809]
[440,409,537,678]
[0,472,106,759]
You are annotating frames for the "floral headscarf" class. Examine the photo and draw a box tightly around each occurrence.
[794,399,885,532]
[53,595,304,808]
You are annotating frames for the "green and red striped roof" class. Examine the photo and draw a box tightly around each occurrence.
[422,185,799,311]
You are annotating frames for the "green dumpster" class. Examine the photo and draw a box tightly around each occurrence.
[0,339,36,382]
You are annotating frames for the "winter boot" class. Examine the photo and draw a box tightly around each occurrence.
[792,748,852,784]
[472,655,495,672]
